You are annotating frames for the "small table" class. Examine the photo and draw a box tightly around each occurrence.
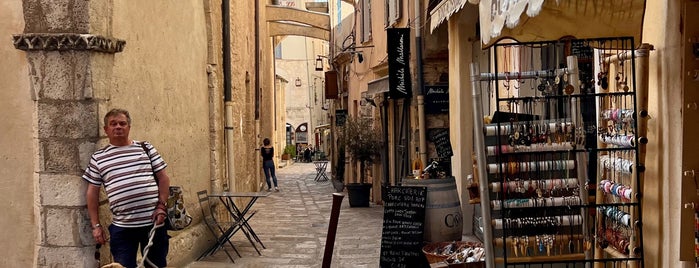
[313,161,329,182]
[208,191,271,255]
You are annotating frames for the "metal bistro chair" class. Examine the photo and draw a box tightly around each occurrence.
[196,190,240,262]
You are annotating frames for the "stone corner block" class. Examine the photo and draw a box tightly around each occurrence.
[39,174,86,206]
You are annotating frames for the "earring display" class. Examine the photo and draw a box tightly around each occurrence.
[471,37,652,267]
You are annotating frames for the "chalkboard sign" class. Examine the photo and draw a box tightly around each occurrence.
[571,40,593,60]
[429,128,454,158]
[380,186,429,268]
[335,109,347,127]
[424,85,449,114]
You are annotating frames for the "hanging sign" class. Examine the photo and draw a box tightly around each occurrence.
[387,28,412,99]
[335,109,347,127]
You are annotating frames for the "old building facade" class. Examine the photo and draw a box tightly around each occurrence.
[331,0,699,267]
[0,0,309,266]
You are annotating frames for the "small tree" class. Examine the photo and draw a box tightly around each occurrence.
[283,144,296,159]
[338,116,383,184]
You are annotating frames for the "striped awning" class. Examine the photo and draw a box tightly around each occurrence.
[479,0,646,47]
[429,0,646,48]
[429,0,475,33]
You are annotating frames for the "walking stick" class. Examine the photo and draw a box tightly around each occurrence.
[322,193,344,268]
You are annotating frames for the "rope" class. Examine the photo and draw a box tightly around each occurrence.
[138,222,165,268]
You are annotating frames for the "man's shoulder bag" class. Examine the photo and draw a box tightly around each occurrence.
[140,142,193,231]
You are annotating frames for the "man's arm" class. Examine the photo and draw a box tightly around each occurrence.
[153,169,171,225]
[86,184,106,244]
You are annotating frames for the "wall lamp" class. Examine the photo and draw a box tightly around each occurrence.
[295,77,302,87]
[349,51,363,63]
[315,55,328,71]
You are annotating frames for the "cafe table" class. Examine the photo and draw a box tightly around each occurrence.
[208,191,271,255]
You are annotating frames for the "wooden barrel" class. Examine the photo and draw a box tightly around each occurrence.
[402,177,463,242]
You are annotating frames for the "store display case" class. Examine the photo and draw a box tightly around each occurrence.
[471,37,652,267]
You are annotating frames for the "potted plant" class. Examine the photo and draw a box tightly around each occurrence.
[282,144,296,160]
[339,116,383,207]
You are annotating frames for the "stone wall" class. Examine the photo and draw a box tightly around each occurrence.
[4,0,272,266]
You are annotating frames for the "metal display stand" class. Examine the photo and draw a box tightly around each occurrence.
[471,37,651,267]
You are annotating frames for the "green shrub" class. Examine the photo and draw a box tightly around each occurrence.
[283,144,296,158]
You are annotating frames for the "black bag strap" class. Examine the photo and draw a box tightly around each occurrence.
[139,141,158,183]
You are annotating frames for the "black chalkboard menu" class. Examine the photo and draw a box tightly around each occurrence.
[380,186,429,268]
[429,128,454,158]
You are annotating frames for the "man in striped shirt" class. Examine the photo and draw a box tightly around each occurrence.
[83,108,171,268]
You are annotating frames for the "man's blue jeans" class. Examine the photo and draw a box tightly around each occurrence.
[108,223,169,268]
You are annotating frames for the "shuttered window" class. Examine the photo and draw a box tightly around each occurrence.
[361,0,372,43]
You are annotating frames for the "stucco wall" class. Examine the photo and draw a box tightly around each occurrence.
[0,1,36,267]
[642,1,685,267]
[107,1,214,265]
[2,0,276,266]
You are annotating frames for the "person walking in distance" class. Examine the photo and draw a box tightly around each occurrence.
[261,138,279,192]
[83,108,171,268]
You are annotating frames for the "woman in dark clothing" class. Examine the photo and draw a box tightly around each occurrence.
[261,138,279,191]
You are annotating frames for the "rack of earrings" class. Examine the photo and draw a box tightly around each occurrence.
[471,37,650,267]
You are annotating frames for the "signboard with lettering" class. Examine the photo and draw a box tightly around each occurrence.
[380,186,429,268]
[335,109,347,127]
[387,28,411,99]
[429,128,454,158]
[424,84,449,114]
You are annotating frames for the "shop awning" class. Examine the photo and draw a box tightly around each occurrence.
[314,124,331,131]
[478,0,646,48]
[428,0,646,48]
[429,0,477,34]
[367,76,389,95]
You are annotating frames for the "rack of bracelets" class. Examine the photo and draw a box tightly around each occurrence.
[591,39,652,268]
[470,37,651,267]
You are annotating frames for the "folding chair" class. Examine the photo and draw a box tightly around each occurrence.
[196,190,241,262]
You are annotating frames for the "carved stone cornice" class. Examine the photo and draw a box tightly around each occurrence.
[12,33,126,53]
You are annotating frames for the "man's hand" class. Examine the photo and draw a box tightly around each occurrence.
[153,207,167,226]
[92,226,106,245]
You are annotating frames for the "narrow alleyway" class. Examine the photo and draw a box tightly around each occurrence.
[186,162,383,268]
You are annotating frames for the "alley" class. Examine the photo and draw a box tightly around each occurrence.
[187,162,383,268]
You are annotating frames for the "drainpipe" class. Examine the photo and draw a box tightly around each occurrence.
[222,0,235,192]
[414,0,427,165]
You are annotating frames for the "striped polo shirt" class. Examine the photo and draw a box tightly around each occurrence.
[82,141,168,228]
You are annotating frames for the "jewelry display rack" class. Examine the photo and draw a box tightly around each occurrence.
[470,37,652,268]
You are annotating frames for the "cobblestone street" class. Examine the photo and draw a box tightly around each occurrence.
[186,162,383,268]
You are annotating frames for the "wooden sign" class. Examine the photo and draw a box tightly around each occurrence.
[429,128,454,158]
[380,186,429,268]
[325,70,338,99]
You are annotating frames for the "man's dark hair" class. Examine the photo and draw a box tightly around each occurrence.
[263,138,270,146]
[104,108,131,126]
